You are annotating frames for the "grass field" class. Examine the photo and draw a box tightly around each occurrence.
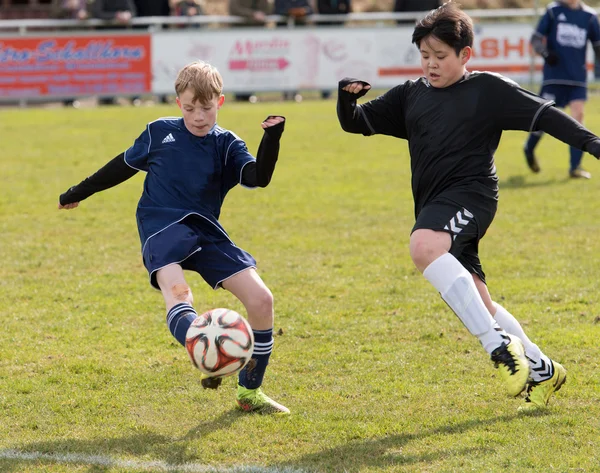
[1,94,600,473]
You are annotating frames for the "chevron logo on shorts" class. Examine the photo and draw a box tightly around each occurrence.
[444,208,474,240]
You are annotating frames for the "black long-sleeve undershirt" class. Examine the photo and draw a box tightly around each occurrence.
[337,78,372,135]
[241,117,285,187]
[59,153,137,206]
[536,105,600,157]
[336,78,600,157]
[59,117,285,207]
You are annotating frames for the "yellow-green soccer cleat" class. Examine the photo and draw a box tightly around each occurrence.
[200,374,222,390]
[236,386,290,414]
[518,361,567,412]
[490,335,530,397]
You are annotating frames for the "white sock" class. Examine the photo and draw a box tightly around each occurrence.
[493,303,553,381]
[423,253,506,354]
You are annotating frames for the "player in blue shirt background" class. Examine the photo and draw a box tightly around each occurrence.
[524,0,600,179]
[59,61,290,414]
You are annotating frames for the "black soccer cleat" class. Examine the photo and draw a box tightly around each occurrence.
[201,375,222,390]
[524,147,541,173]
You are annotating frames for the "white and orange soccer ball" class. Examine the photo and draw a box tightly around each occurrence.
[185,308,254,377]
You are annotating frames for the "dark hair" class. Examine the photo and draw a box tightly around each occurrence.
[412,2,474,56]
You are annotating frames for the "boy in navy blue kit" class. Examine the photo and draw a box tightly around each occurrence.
[524,0,600,178]
[59,61,289,414]
[337,3,600,410]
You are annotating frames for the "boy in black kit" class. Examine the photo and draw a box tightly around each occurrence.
[337,2,600,411]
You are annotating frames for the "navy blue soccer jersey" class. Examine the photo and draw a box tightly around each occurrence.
[536,1,600,86]
[124,117,256,250]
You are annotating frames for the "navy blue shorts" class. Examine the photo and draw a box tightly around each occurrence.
[142,216,256,290]
[540,84,587,108]
[412,190,497,284]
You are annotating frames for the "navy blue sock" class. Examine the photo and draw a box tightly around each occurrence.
[570,146,584,172]
[238,328,273,389]
[525,131,543,152]
[166,303,197,346]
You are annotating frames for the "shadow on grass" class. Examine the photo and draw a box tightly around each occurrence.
[499,175,568,190]
[271,412,549,473]
[0,409,244,473]
[0,411,552,473]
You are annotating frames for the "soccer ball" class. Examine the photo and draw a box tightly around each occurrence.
[185,308,254,377]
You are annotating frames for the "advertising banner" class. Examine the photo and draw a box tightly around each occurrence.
[151,23,551,94]
[0,34,152,99]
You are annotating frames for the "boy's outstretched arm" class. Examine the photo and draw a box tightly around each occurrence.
[241,116,285,188]
[337,78,372,134]
[536,106,600,158]
[58,153,138,209]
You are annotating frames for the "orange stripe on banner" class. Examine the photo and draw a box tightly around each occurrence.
[379,63,595,77]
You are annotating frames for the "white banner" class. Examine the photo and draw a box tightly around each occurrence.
[151,23,592,94]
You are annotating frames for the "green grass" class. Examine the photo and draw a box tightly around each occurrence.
[1,94,600,473]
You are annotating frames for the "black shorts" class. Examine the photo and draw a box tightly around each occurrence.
[412,191,497,283]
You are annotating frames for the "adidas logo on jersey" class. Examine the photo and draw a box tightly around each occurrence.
[557,13,567,21]
[162,133,175,144]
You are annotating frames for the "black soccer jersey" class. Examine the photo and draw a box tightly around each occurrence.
[349,72,553,216]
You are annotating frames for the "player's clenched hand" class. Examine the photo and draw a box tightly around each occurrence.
[544,50,559,66]
[261,115,285,138]
[338,78,372,99]
[261,115,285,129]
[586,138,600,159]
[342,82,371,94]
[58,201,79,210]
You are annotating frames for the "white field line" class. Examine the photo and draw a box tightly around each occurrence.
[0,449,307,473]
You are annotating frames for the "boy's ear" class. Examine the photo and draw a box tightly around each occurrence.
[461,46,472,64]
[218,95,225,108]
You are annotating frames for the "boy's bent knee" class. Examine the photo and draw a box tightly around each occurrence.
[247,288,274,315]
[409,230,452,272]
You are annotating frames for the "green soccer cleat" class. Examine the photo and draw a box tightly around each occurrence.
[490,335,530,397]
[236,386,290,414]
[200,374,222,390]
[518,360,567,412]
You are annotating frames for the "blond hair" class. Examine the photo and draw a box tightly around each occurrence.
[174,61,223,103]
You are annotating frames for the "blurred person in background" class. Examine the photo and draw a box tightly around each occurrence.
[91,0,137,25]
[316,0,350,20]
[135,0,171,17]
[229,0,271,102]
[523,0,600,179]
[171,0,204,18]
[90,0,137,105]
[274,0,313,25]
[134,0,171,104]
[57,0,90,20]
[274,0,314,101]
[229,0,270,25]
[56,0,91,107]
[317,0,351,99]
[394,0,441,25]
